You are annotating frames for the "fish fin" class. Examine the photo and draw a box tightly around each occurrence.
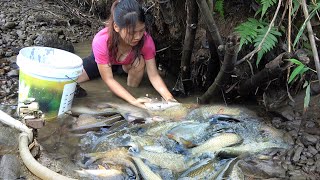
[217,115,240,122]
[209,114,240,124]
[122,113,140,122]
[166,133,174,139]
[75,169,86,175]
[97,165,106,170]
[131,119,146,124]
[152,116,165,122]
[128,143,142,155]
[180,137,196,148]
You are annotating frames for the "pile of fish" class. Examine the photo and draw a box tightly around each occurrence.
[70,101,293,180]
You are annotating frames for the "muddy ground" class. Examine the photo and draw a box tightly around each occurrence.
[0,0,320,179]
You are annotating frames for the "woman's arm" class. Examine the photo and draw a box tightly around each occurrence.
[97,64,146,108]
[145,58,175,101]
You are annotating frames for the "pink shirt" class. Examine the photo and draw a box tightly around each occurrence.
[92,28,156,65]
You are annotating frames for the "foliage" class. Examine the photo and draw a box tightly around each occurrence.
[234,0,319,112]
[293,2,320,48]
[291,0,301,15]
[235,18,282,66]
[260,0,277,18]
[214,0,224,17]
[288,58,316,112]
[254,26,282,66]
[288,58,309,84]
[303,81,311,113]
[235,18,263,50]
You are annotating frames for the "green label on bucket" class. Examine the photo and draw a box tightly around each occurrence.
[18,71,76,120]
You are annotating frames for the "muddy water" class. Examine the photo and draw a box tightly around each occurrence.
[34,42,289,179]
[37,40,195,144]
[35,41,199,178]
[72,40,197,105]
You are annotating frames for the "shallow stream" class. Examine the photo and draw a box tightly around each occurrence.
[0,41,292,179]
[1,42,294,179]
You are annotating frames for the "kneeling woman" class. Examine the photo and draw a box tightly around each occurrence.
[78,0,176,108]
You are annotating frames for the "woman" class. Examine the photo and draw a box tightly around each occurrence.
[77,0,176,108]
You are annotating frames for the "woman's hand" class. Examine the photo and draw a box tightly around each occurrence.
[130,97,152,109]
[166,97,178,102]
[145,59,176,102]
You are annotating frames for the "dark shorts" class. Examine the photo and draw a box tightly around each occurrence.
[82,53,126,80]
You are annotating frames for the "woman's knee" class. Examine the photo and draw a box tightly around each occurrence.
[77,69,90,83]
[124,56,145,73]
[132,56,145,72]
[127,57,145,87]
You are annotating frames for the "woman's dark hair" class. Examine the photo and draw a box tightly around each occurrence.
[107,0,145,64]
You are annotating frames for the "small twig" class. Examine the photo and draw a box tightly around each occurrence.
[221,88,227,106]
[254,87,259,95]
[301,0,320,87]
[236,0,283,66]
[145,2,156,13]
[44,9,61,18]
[265,78,278,90]
[288,0,292,53]
[278,0,289,27]
[286,0,294,102]
[286,82,295,102]
[311,0,320,21]
[55,0,94,25]
[246,59,254,76]
[156,46,171,53]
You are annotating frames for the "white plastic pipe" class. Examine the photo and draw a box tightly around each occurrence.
[19,133,77,180]
[0,110,77,180]
[0,110,33,141]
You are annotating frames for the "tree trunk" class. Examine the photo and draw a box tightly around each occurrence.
[198,35,240,104]
[180,0,199,94]
[196,0,223,48]
[203,0,221,89]
[204,29,221,89]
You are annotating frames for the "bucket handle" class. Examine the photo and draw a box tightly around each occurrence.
[65,75,80,84]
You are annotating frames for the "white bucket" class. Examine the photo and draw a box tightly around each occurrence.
[17,46,83,120]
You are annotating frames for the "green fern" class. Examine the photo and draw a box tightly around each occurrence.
[235,18,266,50]
[214,0,224,17]
[292,0,301,15]
[256,0,277,18]
[254,26,282,66]
[235,18,281,66]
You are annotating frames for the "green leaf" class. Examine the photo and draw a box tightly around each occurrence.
[214,0,224,17]
[289,58,303,66]
[256,51,264,66]
[254,26,281,66]
[293,2,320,47]
[292,0,300,15]
[235,18,263,50]
[288,65,304,84]
[304,82,311,113]
[299,67,310,77]
[303,80,308,88]
[261,0,277,18]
